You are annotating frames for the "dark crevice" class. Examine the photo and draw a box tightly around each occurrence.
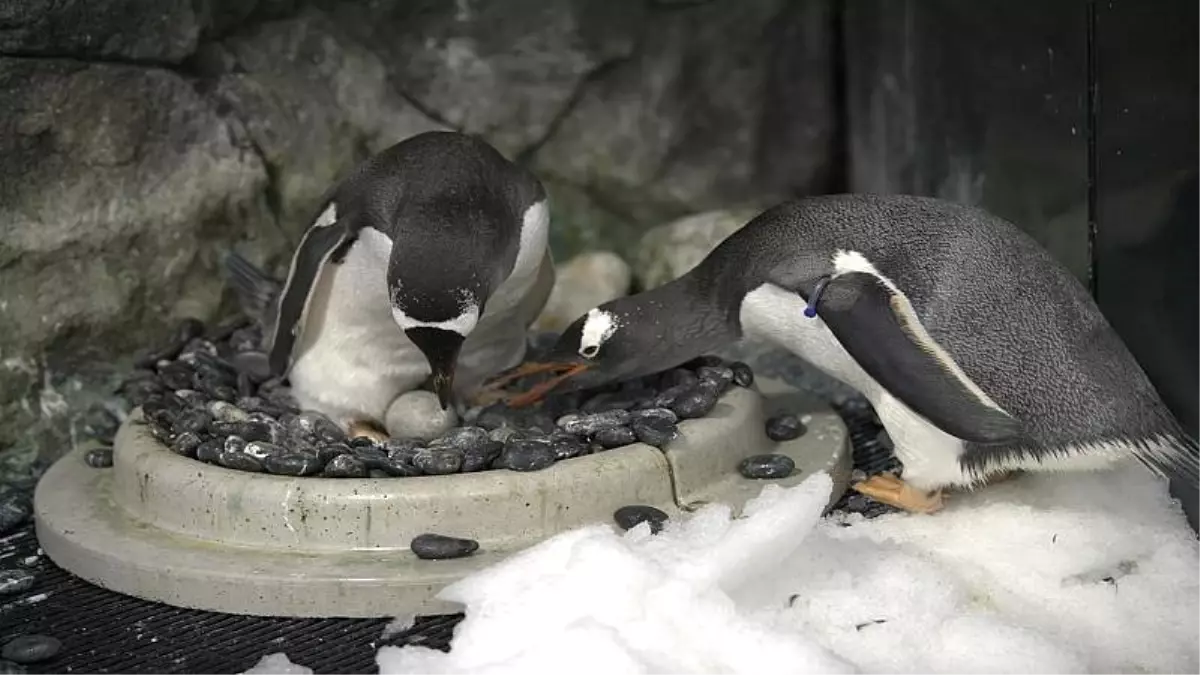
[393,87,461,133]
[0,49,183,71]
[515,55,631,167]
[645,0,720,12]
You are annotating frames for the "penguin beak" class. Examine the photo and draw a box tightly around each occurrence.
[405,328,465,410]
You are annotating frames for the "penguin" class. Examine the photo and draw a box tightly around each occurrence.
[492,193,1200,513]
[224,130,555,440]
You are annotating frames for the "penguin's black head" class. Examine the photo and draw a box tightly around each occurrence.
[497,291,716,406]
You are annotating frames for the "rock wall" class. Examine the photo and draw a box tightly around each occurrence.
[0,0,840,458]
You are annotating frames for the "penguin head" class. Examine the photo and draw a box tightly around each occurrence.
[533,299,683,394]
[389,274,486,411]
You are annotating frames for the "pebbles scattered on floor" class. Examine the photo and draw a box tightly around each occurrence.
[0,569,35,596]
[118,320,756,479]
[1,635,60,665]
[410,533,479,560]
[613,505,669,534]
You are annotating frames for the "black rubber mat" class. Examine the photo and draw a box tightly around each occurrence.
[0,396,892,674]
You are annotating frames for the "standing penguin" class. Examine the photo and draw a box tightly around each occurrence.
[495,194,1199,512]
[225,130,554,440]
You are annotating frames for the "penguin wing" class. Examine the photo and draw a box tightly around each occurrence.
[810,271,1025,444]
[514,249,557,327]
[267,202,361,376]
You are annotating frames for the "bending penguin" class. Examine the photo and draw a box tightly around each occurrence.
[494,193,1200,513]
[224,130,554,440]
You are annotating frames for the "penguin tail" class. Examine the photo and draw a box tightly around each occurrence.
[222,251,281,330]
[1138,429,1200,487]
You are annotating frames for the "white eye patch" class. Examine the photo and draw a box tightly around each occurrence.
[579,308,618,358]
[391,289,480,337]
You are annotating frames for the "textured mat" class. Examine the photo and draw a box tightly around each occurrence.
[0,395,891,674]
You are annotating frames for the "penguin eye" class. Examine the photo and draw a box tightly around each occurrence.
[579,344,600,359]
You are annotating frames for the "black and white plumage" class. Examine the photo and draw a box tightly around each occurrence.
[529,194,1199,497]
[225,130,554,432]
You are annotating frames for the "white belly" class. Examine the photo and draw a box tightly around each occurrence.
[739,283,972,489]
[288,228,429,428]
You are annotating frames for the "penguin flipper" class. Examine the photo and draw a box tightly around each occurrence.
[807,271,1024,444]
[267,207,360,376]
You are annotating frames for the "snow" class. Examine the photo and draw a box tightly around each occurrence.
[243,652,313,674]
[377,463,1199,674]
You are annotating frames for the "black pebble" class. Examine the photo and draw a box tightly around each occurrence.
[613,505,669,534]
[244,441,285,460]
[263,453,323,477]
[558,410,630,436]
[224,435,247,453]
[696,365,735,393]
[0,660,24,674]
[738,453,795,479]
[1,635,61,664]
[473,405,512,431]
[380,457,422,477]
[351,446,390,470]
[170,432,203,458]
[632,417,678,448]
[237,396,290,418]
[347,436,378,450]
[461,441,503,473]
[497,440,557,472]
[294,412,345,444]
[549,432,587,460]
[218,451,263,472]
[429,427,490,451]
[382,439,421,463]
[730,361,754,387]
[658,368,698,390]
[84,448,113,468]
[324,454,368,478]
[195,439,223,463]
[157,362,195,390]
[173,389,208,408]
[594,426,636,449]
[685,355,725,369]
[80,405,120,444]
[670,386,718,419]
[171,409,210,435]
[765,414,806,441]
[629,407,678,424]
[317,443,352,464]
[0,493,31,537]
[410,533,479,560]
[0,569,34,596]
[412,448,464,475]
[214,421,273,443]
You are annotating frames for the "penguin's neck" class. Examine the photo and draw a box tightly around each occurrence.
[652,273,743,359]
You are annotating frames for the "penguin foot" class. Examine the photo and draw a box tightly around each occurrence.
[851,474,944,514]
[504,364,591,408]
[348,419,389,443]
[480,361,579,391]
[478,362,590,408]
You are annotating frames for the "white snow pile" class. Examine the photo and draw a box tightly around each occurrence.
[243,652,313,674]
[376,464,1199,674]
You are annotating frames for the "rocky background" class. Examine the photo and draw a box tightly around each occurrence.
[4,0,1185,476]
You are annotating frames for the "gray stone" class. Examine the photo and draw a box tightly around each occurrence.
[0,569,34,596]
[322,0,641,157]
[632,209,760,289]
[533,251,632,333]
[1,635,60,664]
[0,0,204,62]
[0,57,271,456]
[213,8,447,232]
[534,0,834,228]
[384,390,458,441]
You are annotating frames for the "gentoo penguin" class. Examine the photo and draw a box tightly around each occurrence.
[494,194,1200,513]
[225,130,554,440]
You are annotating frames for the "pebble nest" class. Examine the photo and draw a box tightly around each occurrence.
[114,319,770,480]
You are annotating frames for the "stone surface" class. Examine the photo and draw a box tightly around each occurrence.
[0,0,204,62]
[385,391,458,441]
[633,209,761,289]
[533,251,632,332]
[0,56,271,458]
